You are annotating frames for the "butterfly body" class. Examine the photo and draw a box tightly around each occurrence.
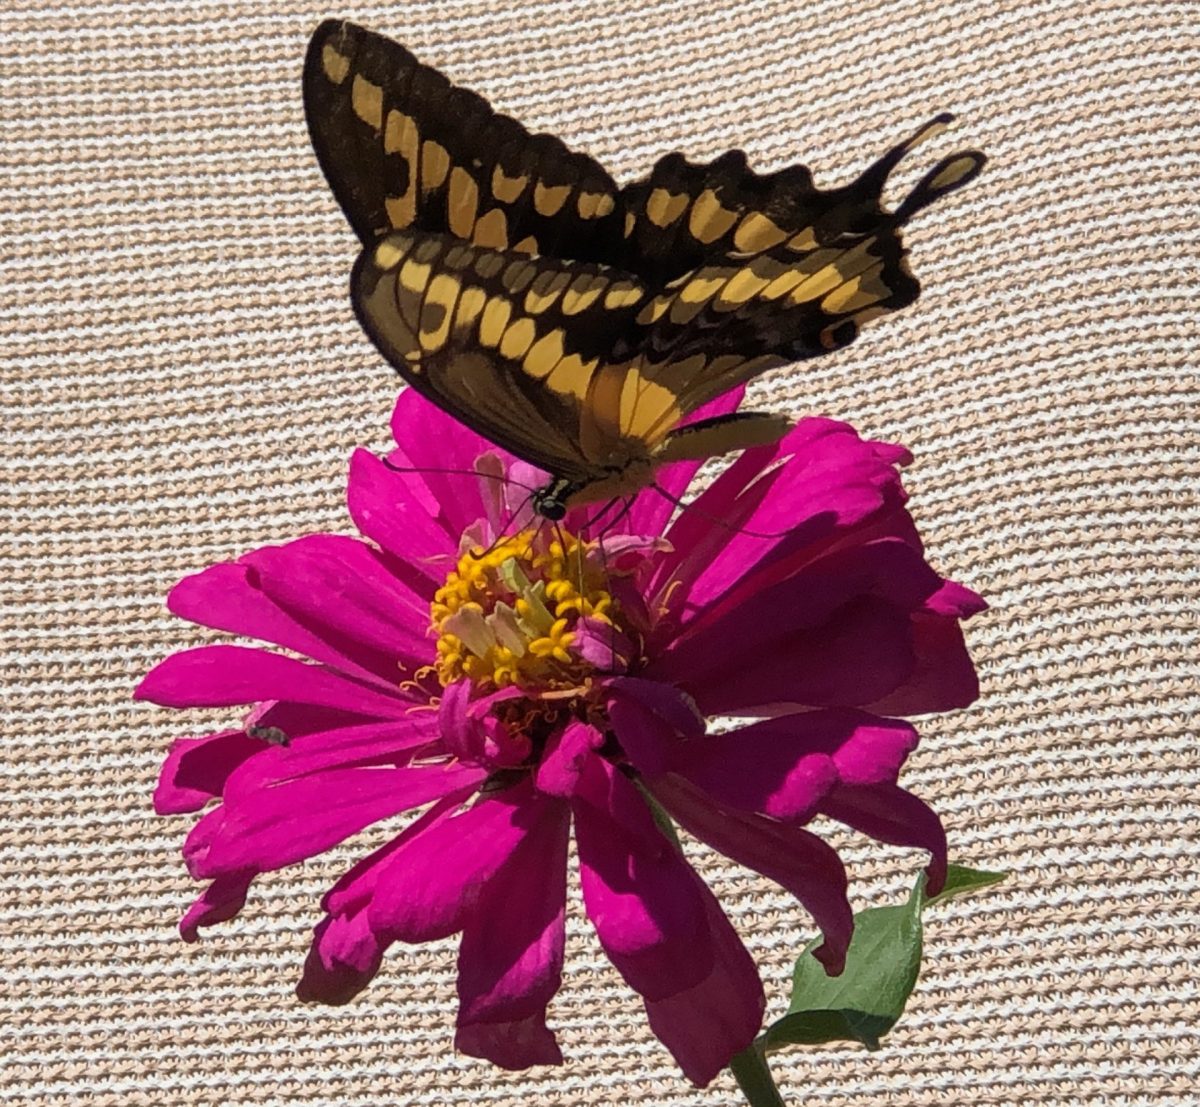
[306,20,986,517]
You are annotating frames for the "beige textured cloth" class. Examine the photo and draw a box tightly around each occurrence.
[4,1,1197,1103]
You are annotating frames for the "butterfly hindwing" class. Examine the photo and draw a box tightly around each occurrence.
[305,20,624,260]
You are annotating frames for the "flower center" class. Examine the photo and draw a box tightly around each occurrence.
[431,528,619,693]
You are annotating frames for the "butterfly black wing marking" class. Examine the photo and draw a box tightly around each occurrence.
[304,20,625,261]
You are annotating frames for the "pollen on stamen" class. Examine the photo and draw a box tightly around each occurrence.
[429,527,620,692]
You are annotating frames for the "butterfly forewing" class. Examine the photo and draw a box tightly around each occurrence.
[305,20,625,260]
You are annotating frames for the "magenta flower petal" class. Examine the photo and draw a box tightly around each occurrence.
[323,791,473,917]
[864,614,982,715]
[653,537,952,714]
[179,869,254,941]
[242,535,433,674]
[135,645,414,718]
[669,712,919,820]
[657,419,907,611]
[388,390,492,532]
[534,720,603,798]
[221,717,442,800]
[296,910,386,1005]
[651,774,852,973]
[574,757,713,1001]
[191,763,485,879]
[347,448,457,581]
[154,730,259,814]
[455,800,570,1069]
[168,562,391,688]
[642,870,766,1087]
[821,783,949,895]
[369,781,557,943]
[604,676,706,776]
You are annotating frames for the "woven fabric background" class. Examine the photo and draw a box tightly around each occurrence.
[3,1,1197,1103]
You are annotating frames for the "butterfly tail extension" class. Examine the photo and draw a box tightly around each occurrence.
[852,113,987,226]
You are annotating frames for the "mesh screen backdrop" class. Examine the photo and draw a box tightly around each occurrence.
[3,1,1197,1103]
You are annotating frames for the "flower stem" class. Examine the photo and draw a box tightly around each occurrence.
[730,1040,785,1107]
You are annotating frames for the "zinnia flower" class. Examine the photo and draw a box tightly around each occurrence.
[135,387,984,1086]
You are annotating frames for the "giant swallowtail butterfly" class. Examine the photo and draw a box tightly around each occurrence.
[305,20,985,519]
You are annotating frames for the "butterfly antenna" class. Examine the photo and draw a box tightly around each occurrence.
[648,481,793,540]
[380,457,541,495]
[469,488,538,562]
[577,496,625,540]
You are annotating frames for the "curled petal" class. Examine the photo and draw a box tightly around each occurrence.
[534,721,603,798]
[821,783,948,895]
[296,910,386,1005]
[605,676,705,776]
[179,869,255,942]
[154,730,259,814]
[864,614,982,716]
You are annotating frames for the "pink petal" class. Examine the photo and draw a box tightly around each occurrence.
[822,783,948,895]
[862,615,982,716]
[154,730,259,814]
[604,677,705,776]
[642,870,765,1087]
[651,773,852,973]
[534,720,603,798]
[135,645,414,718]
[221,716,443,801]
[653,538,951,714]
[672,712,919,820]
[242,535,433,675]
[324,791,474,916]
[368,781,555,943]
[179,869,254,941]
[573,758,712,1001]
[296,910,387,1005]
[346,448,458,584]
[656,419,906,610]
[190,762,485,878]
[388,389,492,532]
[455,800,570,1068]
[167,562,391,688]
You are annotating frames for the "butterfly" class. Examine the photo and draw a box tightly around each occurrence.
[305,20,985,520]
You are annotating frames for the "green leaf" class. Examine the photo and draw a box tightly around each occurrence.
[764,882,924,1051]
[763,864,1008,1053]
[922,863,1008,907]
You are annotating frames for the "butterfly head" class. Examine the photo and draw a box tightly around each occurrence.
[531,477,577,521]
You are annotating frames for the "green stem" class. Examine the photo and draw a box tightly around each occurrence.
[729,1040,785,1107]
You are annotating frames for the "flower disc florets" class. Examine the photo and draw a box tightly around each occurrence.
[432,528,620,694]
